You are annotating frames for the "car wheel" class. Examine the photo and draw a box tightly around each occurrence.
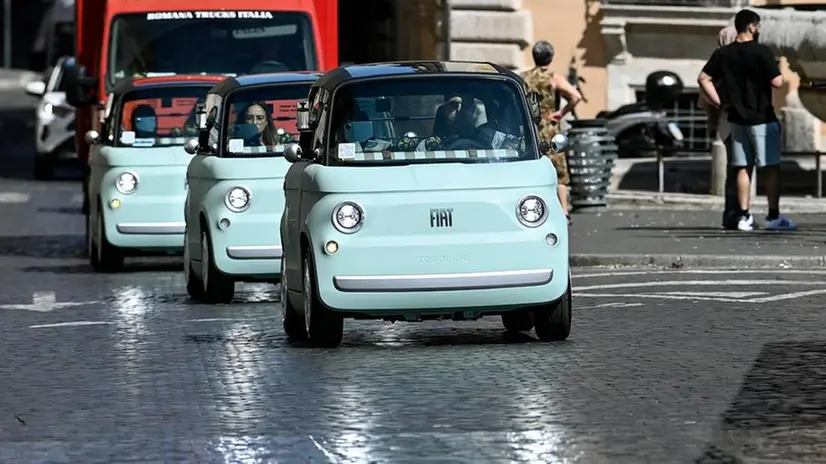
[501,310,534,332]
[303,251,343,348]
[281,258,307,341]
[91,206,124,273]
[200,230,234,304]
[33,156,53,180]
[184,230,205,301]
[532,280,572,342]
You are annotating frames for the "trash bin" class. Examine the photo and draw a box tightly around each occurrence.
[565,118,618,211]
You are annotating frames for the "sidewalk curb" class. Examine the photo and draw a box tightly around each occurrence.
[604,195,826,213]
[571,253,826,269]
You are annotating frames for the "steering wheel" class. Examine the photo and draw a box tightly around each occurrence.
[249,61,289,74]
[441,136,488,151]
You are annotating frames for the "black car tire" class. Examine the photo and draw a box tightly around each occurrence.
[532,280,572,342]
[501,310,534,332]
[303,251,343,348]
[33,156,53,180]
[90,205,124,273]
[281,259,308,341]
[200,230,234,304]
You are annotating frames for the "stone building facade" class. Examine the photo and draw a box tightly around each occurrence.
[446,0,825,151]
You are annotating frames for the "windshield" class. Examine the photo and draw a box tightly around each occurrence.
[115,85,212,148]
[223,83,312,158]
[328,77,536,165]
[107,11,316,87]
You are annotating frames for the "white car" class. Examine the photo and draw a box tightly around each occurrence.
[24,56,76,180]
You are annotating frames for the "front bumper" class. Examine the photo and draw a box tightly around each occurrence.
[333,268,553,292]
[310,231,569,314]
[208,216,282,278]
[102,201,185,251]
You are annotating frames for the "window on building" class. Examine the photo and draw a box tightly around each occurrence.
[635,90,710,153]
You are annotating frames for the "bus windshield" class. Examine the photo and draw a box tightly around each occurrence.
[115,85,213,148]
[107,11,316,87]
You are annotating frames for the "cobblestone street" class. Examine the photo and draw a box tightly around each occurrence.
[3,94,826,462]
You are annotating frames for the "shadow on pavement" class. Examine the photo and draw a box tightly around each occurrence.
[613,224,826,247]
[183,328,541,348]
[695,340,826,463]
[19,261,182,274]
[618,158,823,197]
[0,234,84,258]
[37,206,83,215]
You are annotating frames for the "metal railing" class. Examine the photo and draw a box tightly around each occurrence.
[602,0,747,6]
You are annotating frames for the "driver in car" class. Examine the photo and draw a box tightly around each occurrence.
[434,94,521,151]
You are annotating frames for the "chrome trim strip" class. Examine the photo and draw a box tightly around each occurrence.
[116,222,185,235]
[333,269,554,292]
[226,245,283,260]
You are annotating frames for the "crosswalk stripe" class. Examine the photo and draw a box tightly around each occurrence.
[0,192,30,204]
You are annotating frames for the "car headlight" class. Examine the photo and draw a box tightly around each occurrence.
[225,186,251,212]
[115,172,138,194]
[332,201,364,233]
[42,102,54,116]
[516,194,548,227]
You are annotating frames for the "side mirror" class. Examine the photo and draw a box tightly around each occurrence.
[195,103,207,129]
[526,91,541,124]
[296,100,311,131]
[283,143,302,163]
[64,61,98,107]
[25,81,46,97]
[548,133,569,153]
[85,130,100,145]
[183,138,199,155]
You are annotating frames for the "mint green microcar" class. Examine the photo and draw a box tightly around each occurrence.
[86,76,224,272]
[183,73,321,303]
[279,61,572,347]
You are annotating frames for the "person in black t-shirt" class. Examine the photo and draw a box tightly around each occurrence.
[698,9,797,231]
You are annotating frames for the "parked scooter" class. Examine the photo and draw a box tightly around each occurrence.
[596,71,686,159]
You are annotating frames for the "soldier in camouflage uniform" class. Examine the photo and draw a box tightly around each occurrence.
[520,41,582,221]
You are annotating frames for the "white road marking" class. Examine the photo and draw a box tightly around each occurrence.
[586,302,644,309]
[29,321,113,329]
[575,279,826,303]
[576,292,741,302]
[574,269,826,279]
[655,291,767,299]
[0,192,30,204]
[187,318,239,322]
[308,435,339,464]
[749,289,826,303]
[575,280,825,291]
[0,291,101,312]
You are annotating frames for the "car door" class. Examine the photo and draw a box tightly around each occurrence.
[284,89,327,287]
[185,95,222,260]
[88,95,118,206]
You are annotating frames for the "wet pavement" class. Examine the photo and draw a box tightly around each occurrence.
[3,99,826,462]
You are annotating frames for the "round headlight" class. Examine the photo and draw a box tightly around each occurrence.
[115,172,138,194]
[42,103,54,116]
[332,201,364,233]
[516,194,548,227]
[225,187,251,212]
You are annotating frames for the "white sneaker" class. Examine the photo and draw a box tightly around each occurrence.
[737,214,755,231]
[765,215,798,231]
